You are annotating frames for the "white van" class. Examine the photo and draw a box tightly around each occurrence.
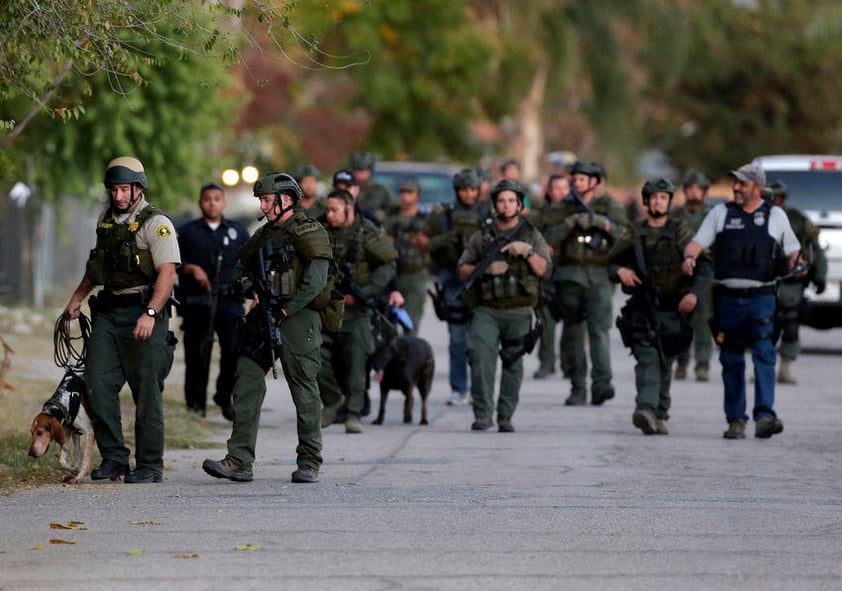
[753,154,842,328]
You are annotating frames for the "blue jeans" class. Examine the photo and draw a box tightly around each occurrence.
[440,269,469,394]
[716,293,777,423]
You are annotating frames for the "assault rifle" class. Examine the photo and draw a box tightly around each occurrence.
[255,243,283,379]
[616,237,664,363]
[460,219,529,293]
[199,236,230,360]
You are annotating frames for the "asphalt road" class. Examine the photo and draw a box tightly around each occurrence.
[2,294,842,590]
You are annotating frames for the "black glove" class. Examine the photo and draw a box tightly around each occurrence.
[814,279,827,295]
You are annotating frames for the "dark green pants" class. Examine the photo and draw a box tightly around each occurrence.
[558,279,614,395]
[86,305,173,471]
[396,270,427,333]
[317,309,373,419]
[630,311,680,419]
[226,343,323,471]
[467,307,532,420]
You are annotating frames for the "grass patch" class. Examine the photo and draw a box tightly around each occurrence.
[0,373,225,496]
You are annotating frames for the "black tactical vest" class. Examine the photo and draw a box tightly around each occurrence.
[713,201,780,283]
[85,205,162,289]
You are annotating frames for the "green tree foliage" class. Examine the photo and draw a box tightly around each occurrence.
[288,0,493,163]
[643,0,842,177]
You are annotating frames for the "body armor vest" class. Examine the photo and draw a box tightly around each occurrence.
[638,219,692,304]
[390,214,428,273]
[473,224,540,309]
[85,205,161,289]
[714,201,780,283]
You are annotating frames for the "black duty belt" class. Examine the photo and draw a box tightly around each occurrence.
[714,284,776,298]
[99,287,151,309]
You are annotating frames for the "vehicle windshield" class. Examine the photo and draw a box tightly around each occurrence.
[763,170,842,211]
[373,172,455,206]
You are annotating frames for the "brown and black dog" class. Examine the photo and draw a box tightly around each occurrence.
[371,335,435,426]
[28,370,94,484]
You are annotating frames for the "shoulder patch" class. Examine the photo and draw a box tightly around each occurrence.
[294,221,321,236]
[156,224,172,238]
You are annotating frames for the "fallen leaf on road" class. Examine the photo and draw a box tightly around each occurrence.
[49,539,76,545]
[234,544,261,551]
[50,521,88,530]
[130,520,162,525]
[30,545,43,551]
[174,552,200,559]
[127,549,143,556]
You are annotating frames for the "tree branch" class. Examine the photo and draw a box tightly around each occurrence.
[0,59,75,150]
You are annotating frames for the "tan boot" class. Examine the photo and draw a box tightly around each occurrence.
[674,362,688,380]
[777,358,797,385]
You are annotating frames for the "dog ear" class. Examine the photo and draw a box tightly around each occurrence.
[47,417,66,447]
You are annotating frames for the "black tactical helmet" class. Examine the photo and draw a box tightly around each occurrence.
[569,160,604,181]
[765,179,788,199]
[453,168,480,190]
[490,179,525,206]
[253,172,303,201]
[349,151,377,170]
[104,156,148,189]
[641,177,677,205]
[474,166,492,182]
[681,169,711,189]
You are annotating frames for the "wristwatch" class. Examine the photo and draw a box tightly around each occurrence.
[146,307,157,318]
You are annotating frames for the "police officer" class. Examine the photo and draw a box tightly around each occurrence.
[683,163,802,439]
[546,160,629,406]
[295,164,326,218]
[203,172,331,483]
[417,168,492,406]
[764,179,827,384]
[349,151,395,222]
[529,173,570,379]
[385,177,429,331]
[318,189,398,433]
[64,156,180,483]
[610,179,712,435]
[177,183,249,419]
[458,180,550,432]
[670,170,714,381]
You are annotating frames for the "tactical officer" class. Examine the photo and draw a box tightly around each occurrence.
[177,183,249,420]
[295,164,326,218]
[529,173,570,379]
[475,165,493,203]
[610,179,712,435]
[385,177,429,331]
[458,180,549,432]
[418,168,492,406]
[670,170,714,381]
[318,189,398,433]
[683,163,802,440]
[546,160,629,406]
[203,172,332,484]
[64,156,180,483]
[764,179,827,384]
[349,151,395,222]
[500,158,532,209]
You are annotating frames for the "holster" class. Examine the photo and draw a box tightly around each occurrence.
[500,318,544,368]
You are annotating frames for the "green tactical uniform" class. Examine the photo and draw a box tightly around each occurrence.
[546,193,629,404]
[460,218,550,429]
[223,208,332,474]
[528,202,569,376]
[319,217,397,424]
[609,218,712,426]
[85,198,180,473]
[670,202,713,376]
[385,210,430,331]
[358,182,395,223]
[302,198,327,220]
[778,207,827,361]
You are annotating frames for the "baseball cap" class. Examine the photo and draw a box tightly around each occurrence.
[730,163,765,187]
[332,169,357,187]
[399,177,421,193]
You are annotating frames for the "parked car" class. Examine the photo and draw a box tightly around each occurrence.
[753,154,842,328]
[372,161,461,214]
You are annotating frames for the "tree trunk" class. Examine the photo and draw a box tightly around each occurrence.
[510,61,548,185]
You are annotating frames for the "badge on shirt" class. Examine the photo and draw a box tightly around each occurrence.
[753,212,765,226]
[228,227,239,241]
[157,224,172,238]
